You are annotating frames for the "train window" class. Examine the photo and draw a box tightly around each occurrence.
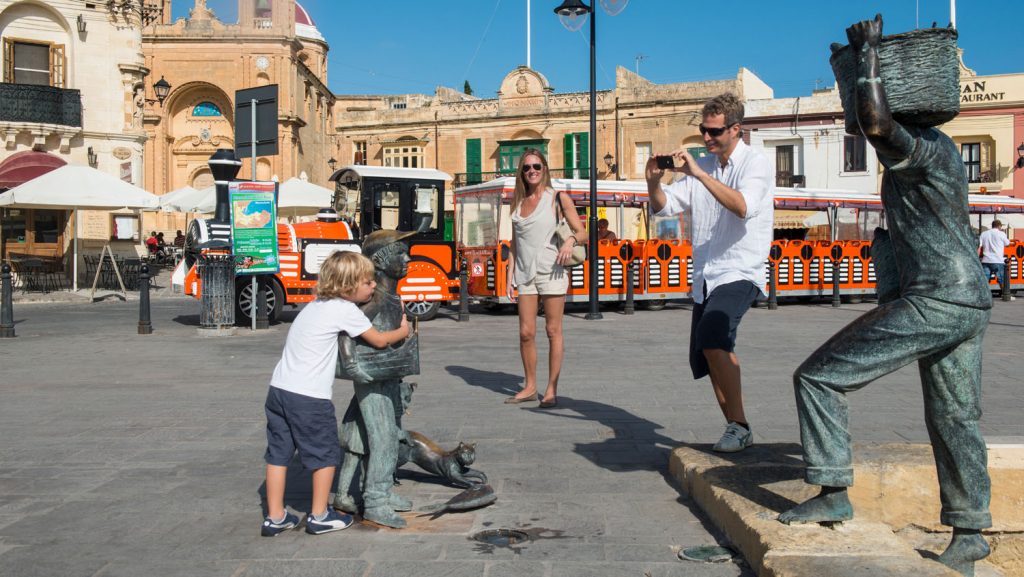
[415,186,440,234]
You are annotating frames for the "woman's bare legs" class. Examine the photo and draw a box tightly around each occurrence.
[540,294,565,403]
[514,294,540,400]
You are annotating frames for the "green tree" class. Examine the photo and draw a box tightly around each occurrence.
[463,80,473,96]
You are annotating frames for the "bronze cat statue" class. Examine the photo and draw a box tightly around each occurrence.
[398,432,488,489]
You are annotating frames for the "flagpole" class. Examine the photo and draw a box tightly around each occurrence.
[526,0,531,68]
[950,0,956,28]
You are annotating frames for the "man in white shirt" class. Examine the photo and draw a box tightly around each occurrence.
[646,92,773,453]
[979,220,1011,291]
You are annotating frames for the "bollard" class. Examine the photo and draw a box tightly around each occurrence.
[1,263,15,338]
[832,260,841,308]
[138,264,153,335]
[199,254,236,328]
[624,263,635,315]
[1001,263,1012,302]
[458,259,469,322]
[255,276,269,330]
[830,245,842,308]
[768,260,778,310]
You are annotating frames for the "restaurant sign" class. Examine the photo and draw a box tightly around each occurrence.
[229,181,279,275]
[960,80,1006,103]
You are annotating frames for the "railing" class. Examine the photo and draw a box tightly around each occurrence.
[0,83,82,127]
[253,17,273,29]
[453,168,588,189]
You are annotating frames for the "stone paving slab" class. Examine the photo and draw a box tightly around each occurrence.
[0,297,1021,576]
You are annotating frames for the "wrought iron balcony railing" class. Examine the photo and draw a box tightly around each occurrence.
[0,83,82,127]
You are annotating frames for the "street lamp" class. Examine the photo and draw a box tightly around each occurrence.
[1017,141,1024,169]
[151,76,171,107]
[555,0,604,320]
[603,152,616,175]
[327,157,337,172]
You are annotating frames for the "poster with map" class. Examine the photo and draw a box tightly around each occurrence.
[229,181,279,275]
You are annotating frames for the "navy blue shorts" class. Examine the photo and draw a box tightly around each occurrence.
[264,387,341,470]
[689,280,760,379]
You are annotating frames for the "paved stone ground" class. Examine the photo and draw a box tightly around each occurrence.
[0,294,1020,577]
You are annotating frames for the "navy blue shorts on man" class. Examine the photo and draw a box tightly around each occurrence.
[689,280,761,379]
[264,386,341,470]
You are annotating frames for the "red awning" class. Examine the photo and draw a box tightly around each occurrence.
[0,151,67,190]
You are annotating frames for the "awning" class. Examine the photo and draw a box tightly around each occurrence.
[0,151,67,190]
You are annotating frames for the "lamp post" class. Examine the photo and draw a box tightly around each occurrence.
[1016,141,1024,169]
[327,157,337,173]
[152,76,171,107]
[555,0,602,320]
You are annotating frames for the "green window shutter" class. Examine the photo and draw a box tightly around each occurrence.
[466,138,481,184]
[563,134,574,179]
[578,132,589,179]
[687,146,708,159]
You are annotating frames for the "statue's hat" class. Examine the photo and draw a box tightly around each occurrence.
[362,230,417,261]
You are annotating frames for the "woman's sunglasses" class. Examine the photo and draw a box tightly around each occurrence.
[522,163,544,173]
[698,123,736,137]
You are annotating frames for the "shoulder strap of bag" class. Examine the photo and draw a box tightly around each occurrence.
[554,190,565,222]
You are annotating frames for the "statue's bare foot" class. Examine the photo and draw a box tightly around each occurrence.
[937,529,989,577]
[778,486,853,525]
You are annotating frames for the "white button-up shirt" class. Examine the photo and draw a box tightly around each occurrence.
[653,140,773,304]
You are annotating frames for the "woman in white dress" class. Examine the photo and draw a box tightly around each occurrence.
[504,149,586,408]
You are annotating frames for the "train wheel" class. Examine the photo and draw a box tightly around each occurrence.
[404,300,440,322]
[640,299,666,311]
[236,278,283,323]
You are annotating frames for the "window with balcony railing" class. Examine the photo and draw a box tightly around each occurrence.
[3,39,65,87]
[961,142,982,183]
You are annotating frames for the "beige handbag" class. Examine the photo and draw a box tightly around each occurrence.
[554,192,586,267]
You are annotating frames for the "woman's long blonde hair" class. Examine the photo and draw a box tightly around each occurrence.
[510,148,553,213]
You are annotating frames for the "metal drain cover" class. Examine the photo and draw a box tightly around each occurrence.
[472,529,530,546]
[678,545,735,563]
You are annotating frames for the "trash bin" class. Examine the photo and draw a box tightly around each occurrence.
[198,254,235,328]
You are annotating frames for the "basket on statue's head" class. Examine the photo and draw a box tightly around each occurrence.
[830,26,959,135]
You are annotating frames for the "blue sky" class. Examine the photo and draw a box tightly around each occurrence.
[173,1,1019,98]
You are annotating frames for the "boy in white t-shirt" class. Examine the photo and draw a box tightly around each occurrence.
[261,251,410,536]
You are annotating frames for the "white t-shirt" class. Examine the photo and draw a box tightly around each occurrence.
[653,140,774,303]
[270,298,372,400]
[979,227,1010,264]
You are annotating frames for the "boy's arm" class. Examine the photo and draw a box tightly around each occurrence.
[359,314,410,349]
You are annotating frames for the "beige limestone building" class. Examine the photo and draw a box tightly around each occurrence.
[141,0,333,233]
[0,0,154,261]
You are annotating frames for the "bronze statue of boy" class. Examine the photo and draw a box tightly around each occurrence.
[779,15,992,577]
[335,230,419,528]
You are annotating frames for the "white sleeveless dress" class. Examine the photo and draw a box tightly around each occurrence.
[511,188,565,288]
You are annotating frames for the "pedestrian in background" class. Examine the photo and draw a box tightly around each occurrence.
[979,219,1011,294]
[504,149,585,408]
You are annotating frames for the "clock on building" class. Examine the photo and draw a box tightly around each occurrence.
[255,56,270,71]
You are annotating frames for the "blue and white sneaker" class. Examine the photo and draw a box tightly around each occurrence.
[305,508,354,535]
[261,511,300,537]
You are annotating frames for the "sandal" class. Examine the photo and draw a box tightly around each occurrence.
[503,393,538,404]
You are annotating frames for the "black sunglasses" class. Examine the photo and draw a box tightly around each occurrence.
[522,163,544,173]
[699,123,736,137]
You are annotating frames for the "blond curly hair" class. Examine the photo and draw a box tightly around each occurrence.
[316,250,374,300]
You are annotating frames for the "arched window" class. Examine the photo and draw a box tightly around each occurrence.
[192,102,222,117]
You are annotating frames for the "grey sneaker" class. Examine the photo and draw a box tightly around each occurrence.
[713,423,752,453]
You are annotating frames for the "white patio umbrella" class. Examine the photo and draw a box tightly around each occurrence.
[191,178,333,218]
[0,164,159,290]
[156,185,208,213]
